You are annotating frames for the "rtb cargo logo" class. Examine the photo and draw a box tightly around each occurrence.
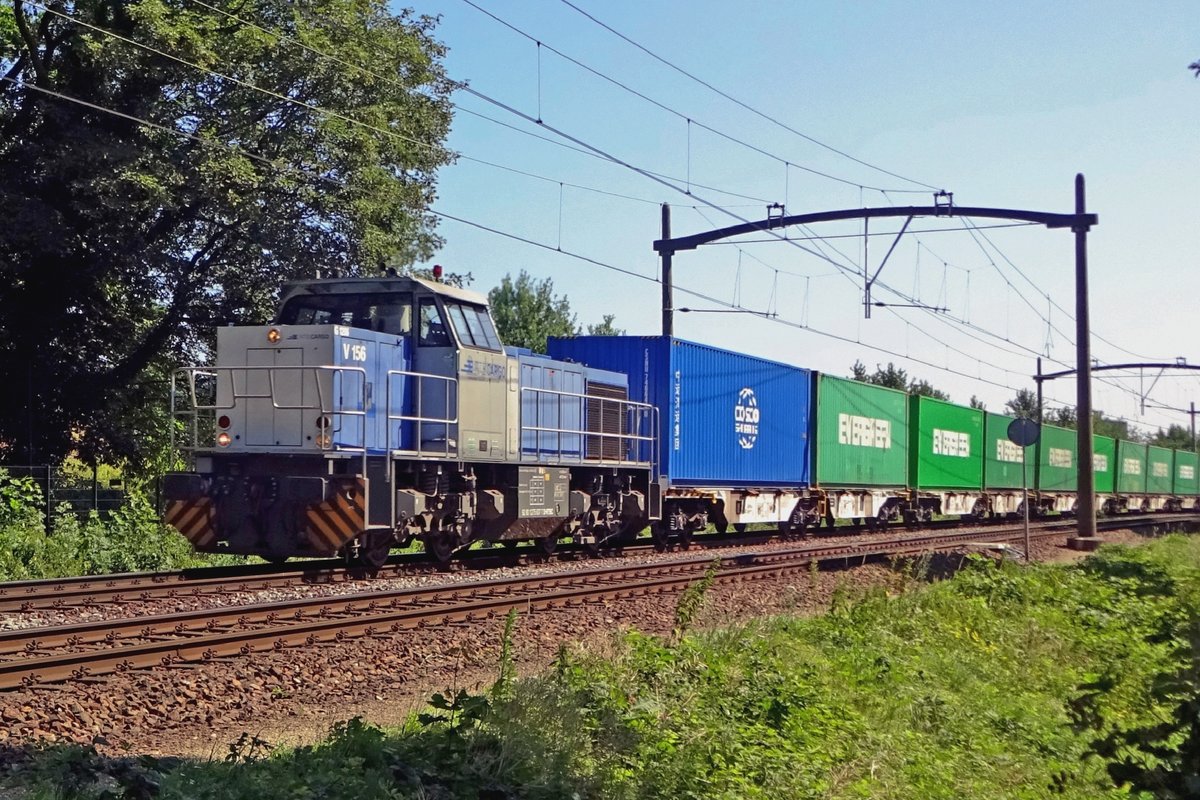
[734,388,760,450]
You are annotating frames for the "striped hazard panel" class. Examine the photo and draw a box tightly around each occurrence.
[305,477,365,555]
[164,498,217,549]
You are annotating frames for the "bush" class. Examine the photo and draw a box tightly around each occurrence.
[0,472,239,580]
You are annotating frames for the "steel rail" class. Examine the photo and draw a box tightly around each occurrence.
[2,514,1191,691]
[0,514,1132,612]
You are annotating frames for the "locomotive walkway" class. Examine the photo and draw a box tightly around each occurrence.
[1,513,1192,691]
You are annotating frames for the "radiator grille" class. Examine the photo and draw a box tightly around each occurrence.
[586,382,627,461]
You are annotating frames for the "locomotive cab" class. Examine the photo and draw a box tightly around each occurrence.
[163,275,657,565]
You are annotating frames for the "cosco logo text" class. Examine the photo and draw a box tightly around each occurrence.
[342,343,367,362]
[735,388,759,450]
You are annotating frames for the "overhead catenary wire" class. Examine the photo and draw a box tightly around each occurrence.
[19,0,757,212]
[963,217,1163,361]
[458,0,935,195]
[14,3,1179,430]
[114,0,1152,396]
[10,76,1178,433]
[553,0,942,192]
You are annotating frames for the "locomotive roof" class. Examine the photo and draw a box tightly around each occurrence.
[279,275,489,307]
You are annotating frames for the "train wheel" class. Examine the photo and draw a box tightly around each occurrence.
[650,522,671,552]
[359,531,392,570]
[422,533,455,564]
[733,523,748,533]
[678,529,693,550]
[536,535,558,555]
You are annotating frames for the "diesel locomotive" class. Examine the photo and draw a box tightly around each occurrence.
[163,275,659,566]
[163,274,1199,564]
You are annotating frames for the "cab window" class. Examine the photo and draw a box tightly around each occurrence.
[443,301,502,350]
[418,298,451,347]
[278,292,412,335]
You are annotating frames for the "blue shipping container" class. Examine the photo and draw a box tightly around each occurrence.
[547,336,811,488]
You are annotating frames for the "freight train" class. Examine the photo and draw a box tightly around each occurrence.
[162,275,1198,565]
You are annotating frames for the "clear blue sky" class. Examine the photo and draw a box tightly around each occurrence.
[404,0,1199,433]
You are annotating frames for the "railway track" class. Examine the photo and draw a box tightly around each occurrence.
[0,512,1155,613]
[2,513,1192,691]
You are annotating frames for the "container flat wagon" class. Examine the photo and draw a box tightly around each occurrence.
[812,375,909,526]
[908,396,985,519]
[1146,445,1175,510]
[1116,439,1148,511]
[1093,435,1117,512]
[548,335,813,540]
[1034,424,1078,513]
[1175,450,1199,510]
[982,412,1036,515]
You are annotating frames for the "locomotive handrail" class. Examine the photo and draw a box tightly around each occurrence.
[170,366,369,473]
[518,386,658,468]
[383,369,460,459]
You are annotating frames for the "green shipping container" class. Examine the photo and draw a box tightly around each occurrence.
[1093,435,1117,494]
[1147,445,1174,494]
[1116,440,1147,494]
[908,396,983,490]
[983,412,1036,489]
[1036,424,1077,492]
[1175,450,1199,496]
[815,375,908,487]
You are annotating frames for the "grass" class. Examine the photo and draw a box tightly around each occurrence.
[9,535,1200,798]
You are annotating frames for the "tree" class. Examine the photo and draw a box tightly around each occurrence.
[850,360,949,400]
[488,271,578,352]
[0,1,454,467]
[969,395,986,410]
[586,314,625,336]
[1049,406,1078,429]
[1005,389,1039,419]
[1152,424,1196,452]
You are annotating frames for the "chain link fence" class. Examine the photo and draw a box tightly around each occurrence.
[0,465,127,527]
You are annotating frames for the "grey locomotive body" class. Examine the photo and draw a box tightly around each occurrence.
[163,276,659,565]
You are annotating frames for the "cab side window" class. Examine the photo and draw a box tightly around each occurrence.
[418,298,451,347]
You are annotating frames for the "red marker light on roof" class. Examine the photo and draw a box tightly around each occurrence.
[432,264,443,281]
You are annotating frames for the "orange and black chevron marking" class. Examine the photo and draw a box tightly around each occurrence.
[164,498,217,549]
[305,477,365,555]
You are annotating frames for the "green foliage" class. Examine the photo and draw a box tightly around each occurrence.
[0,485,238,580]
[586,313,625,336]
[969,394,986,410]
[16,537,1200,799]
[1004,390,1140,440]
[0,0,454,467]
[1152,423,1196,452]
[851,360,950,400]
[0,468,43,527]
[1006,387,1039,418]
[673,559,718,637]
[488,270,578,352]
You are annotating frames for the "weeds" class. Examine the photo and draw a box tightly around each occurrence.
[12,536,1200,799]
[673,558,718,637]
[0,476,242,580]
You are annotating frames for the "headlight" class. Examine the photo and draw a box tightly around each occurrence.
[216,431,232,447]
[267,328,281,343]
